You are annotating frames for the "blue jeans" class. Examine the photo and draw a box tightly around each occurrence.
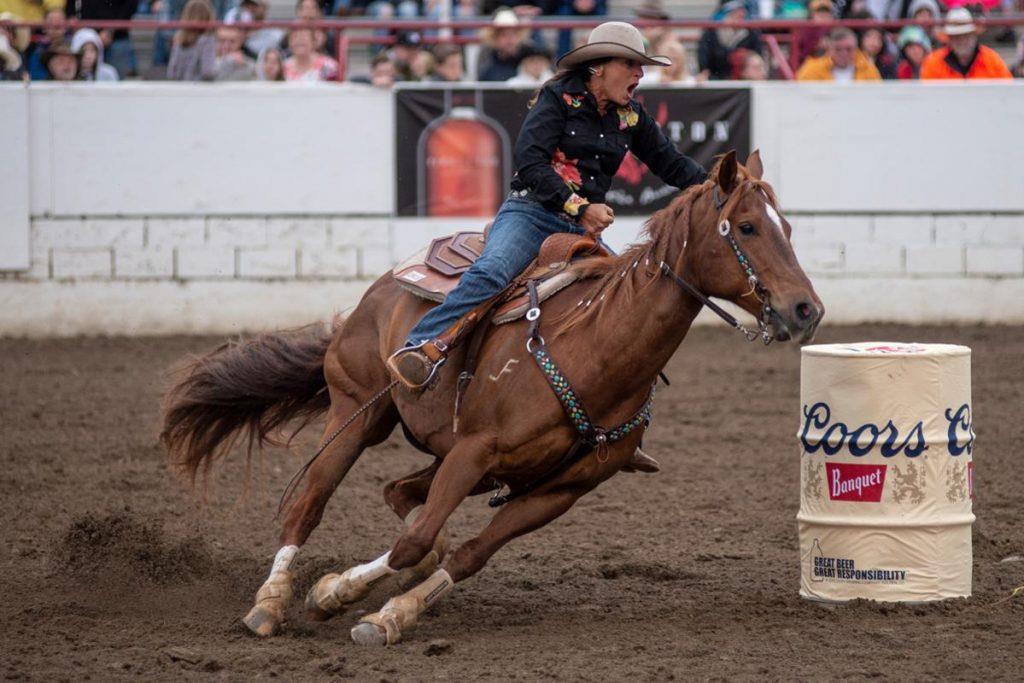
[406,195,585,345]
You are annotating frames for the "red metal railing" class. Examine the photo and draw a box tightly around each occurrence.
[3,15,1022,80]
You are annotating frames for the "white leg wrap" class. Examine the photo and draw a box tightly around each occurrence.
[348,551,398,585]
[358,569,454,645]
[270,545,298,578]
[308,551,397,615]
[244,545,298,636]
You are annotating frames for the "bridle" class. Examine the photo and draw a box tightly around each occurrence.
[658,181,776,345]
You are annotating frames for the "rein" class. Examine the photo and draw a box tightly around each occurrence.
[492,180,778,506]
[660,183,775,346]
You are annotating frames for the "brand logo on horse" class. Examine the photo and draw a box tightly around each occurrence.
[825,462,886,502]
[800,402,927,457]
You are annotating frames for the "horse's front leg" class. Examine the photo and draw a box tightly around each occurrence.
[351,482,587,646]
[305,462,449,620]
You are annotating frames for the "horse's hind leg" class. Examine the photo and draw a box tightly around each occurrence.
[351,484,585,646]
[243,396,398,637]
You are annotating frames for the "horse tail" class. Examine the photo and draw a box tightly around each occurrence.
[160,323,335,481]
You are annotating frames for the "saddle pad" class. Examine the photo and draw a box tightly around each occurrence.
[491,271,581,325]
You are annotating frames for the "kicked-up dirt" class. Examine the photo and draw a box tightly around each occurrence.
[1,324,1022,681]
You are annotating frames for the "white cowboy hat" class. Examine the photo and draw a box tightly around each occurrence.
[942,8,981,36]
[557,21,671,70]
[480,7,531,47]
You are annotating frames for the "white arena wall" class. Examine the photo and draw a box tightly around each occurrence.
[1,81,1022,336]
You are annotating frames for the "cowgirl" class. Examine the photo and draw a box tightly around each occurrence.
[389,21,708,391]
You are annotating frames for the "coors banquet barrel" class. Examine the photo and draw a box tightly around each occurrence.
[798,343,975,603]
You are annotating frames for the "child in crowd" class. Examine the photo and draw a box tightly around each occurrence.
[895,25,930,79]
[43,42,79,81]
[257,46,286,80]
[70,28,120,81]
[430,43,464,82]
[730,47,768,79]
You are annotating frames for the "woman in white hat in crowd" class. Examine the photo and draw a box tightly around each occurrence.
[388,21,708,395]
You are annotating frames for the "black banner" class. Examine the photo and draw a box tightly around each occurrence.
[395,85,750,217]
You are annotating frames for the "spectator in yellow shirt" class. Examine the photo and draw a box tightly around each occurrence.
[796,27,882,82]
[0,0,63,21]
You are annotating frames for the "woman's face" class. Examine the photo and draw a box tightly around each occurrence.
[593,57,643,106]
[861,29,883,56]
[289,30,313,57]
[80,43,98,71]
[741,53,767,80]
[296,0,319,21]
[904,42,925,64]
[263,50,282,79]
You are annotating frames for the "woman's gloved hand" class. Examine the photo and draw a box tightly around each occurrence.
[580,203,615,236]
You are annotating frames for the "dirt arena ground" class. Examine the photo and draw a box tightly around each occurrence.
[2,324,1022,681]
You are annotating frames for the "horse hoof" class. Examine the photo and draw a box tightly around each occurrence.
[243,605,282,637]
[350,622,389,647]
[304,575,346,621]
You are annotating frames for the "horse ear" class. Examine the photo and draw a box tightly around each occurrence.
[745,149,764,180]
[715,150,738,194]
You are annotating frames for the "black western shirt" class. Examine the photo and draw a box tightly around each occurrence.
[509,75,708,218]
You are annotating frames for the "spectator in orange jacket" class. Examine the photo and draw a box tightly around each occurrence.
[796,27,882,82]
[920,9,1012,80]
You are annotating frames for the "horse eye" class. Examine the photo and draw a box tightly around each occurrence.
[739,222,756,236]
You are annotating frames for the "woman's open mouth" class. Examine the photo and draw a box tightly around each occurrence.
[627,82,638,97]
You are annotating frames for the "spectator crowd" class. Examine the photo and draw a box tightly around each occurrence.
[1,0,1021,83]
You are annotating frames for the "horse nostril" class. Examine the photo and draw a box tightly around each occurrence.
[795,302,814,322]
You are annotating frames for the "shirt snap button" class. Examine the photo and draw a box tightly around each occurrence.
[599,134,604,138]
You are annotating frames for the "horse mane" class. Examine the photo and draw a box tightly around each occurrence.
[548,180,710,339]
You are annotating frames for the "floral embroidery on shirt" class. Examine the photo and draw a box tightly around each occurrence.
[616,106,639,130]
[562,92,583,109]
[551,149,582,191]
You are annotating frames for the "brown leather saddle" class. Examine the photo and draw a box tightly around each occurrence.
[392,227,610,325]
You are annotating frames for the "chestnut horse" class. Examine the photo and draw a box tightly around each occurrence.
[161,150,823,646]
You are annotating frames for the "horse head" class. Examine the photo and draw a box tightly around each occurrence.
[677,150,824,344]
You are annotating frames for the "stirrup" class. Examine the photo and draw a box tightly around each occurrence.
[386,341,447,392]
